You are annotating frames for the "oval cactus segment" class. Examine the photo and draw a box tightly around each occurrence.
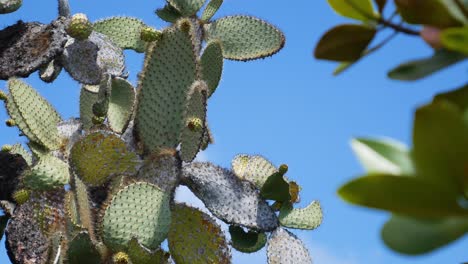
[204,16,285,61]
[102,182,171,251]
[0,0,22,14]
[70,132,139,186]
[180,81,208,162]
[38,60,62,83]
[80,86,100,130]
[23,155,70,191]
[267,228,312,264]
[74,175,96,240]
[167,0,205,16]
[67,231,101,264]
[169,203,231,264]
[201,41,223,97]
[155,4,182,23]
[231,154,277,188]
[64,192,80,228]
[279,201,323,230]
[137,149,181,192]
[7,79,62,150]
[128,238,170,264]
[229,225,267,253]
[135,26,197,152]
[108,78,135,134]
[10,143,32,166]
[201,0,223,22]
[182,162,279,231]
[93,17,147,53]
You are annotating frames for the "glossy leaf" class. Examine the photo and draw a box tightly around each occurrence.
[327,0,378,21]
[382,215,468,255]
[388,50,465,81]
[395,0,465,27]
[351,138,414,175]
[315,24,376,61]
[441,26,468,55]
[338,174,467,217]
[433,84,468,111]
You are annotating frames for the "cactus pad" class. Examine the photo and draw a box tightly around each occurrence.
[23,154,70,191]
[279,201,323,230]
[180,81,208,162]
[127,238,170,264]
[80,86,100,129]
[70,132,139,186]
[155,4,182,23]
[74,175,96,240]
[135,25,197,152]
[201,0,223,22]
[38,60,62,83]
[102,182,171,251]
[261,168,299,203]
[201,41,223,97]
[182,162,279,231]
[137,149,181,192]
[7,79,62,150]
[204,16,285,61]
[167,0,205,16]
[0,18,68,80]
[140,26,162,43]
[267,228,312,264]
[231,154,277,188]
[0,152,28,201]
[0,0,22,14]
[229,225,267,253]
[67,231,101,264]
[93,17,147,53]
[9,143,32,166]
[108,77,135,134]
[168,203,231,264]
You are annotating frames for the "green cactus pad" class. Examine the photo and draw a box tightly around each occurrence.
[231,154,277,188]
[278,201,323,230]
[182,162,279,231]
[7,79,62,150]
[261,169,299,203]
[64,191,81,229]
[267,227,312,264]
[70,132,139,186]
[135,25,197,152]
[168,0,205,16]
[137,149,181,192]
[180,81,207,162]
[102,182,171,251]
[0,18,68,80]
[74,175,96,240]
[79,87,99,130]
[201,0,223,22]
[108,77,135,134]
[93,17,147,53]
[201,41,223,97]
[10,143,32,166]
[23,155,70,191]
[38,60,62,83]
[168,203,231,264]
[155,4,182,23]
[128,238,170,264]
[204,16,285,61]
[229,225,267,253]
[0,0,22,14]
[67,231,101,264]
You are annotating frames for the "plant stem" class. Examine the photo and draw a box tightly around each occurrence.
[377,18,420,36]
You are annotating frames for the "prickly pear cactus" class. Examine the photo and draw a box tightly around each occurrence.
[0,0,322,263]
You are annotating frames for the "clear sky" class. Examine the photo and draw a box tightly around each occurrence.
[1,0,467,263]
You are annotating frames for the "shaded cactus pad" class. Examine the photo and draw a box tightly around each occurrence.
[278,201,323,230]
[229,225,267,253]
[168,203,231,264]
[102,182,171,251]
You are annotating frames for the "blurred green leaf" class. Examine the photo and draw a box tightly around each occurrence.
[382,215,468,255]
[351,138,414,175]
[413,101,468,193]
[315,24,376,61]
[327,0,378,21]
[388,49,465,81]
[395,0,465,27]
[338,174,467,217]
[0,215,8,241]
[441,27,468,55]
[433,84,468,111]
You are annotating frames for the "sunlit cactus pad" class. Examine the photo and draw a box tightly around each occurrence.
[201,40,223,96]
[23,154,70,191]
[107,77,135,134]
[93,16,147,53]
[168,203,231,264]
[267,227,312,264]
[279,201,323,230]
[102,182,171,251]
[232,154,278,188]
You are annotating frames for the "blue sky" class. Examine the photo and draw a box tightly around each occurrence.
[1,0,467,263]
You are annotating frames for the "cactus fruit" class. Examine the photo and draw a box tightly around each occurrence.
[201,0,223,22]
[66,13,93,40]
[93,17,147,53]
[229,225,267,253]
[112,252,130,264]
[1,144,12,152]
[0,0,22,14]
[267,227,312,264]
[168,203,231,264]
[5,119,15,127]
[279,201,323,230]
[0,90,7,101]
[204,16,285,61]
[140,26,162,42]
[12,189,30,205]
